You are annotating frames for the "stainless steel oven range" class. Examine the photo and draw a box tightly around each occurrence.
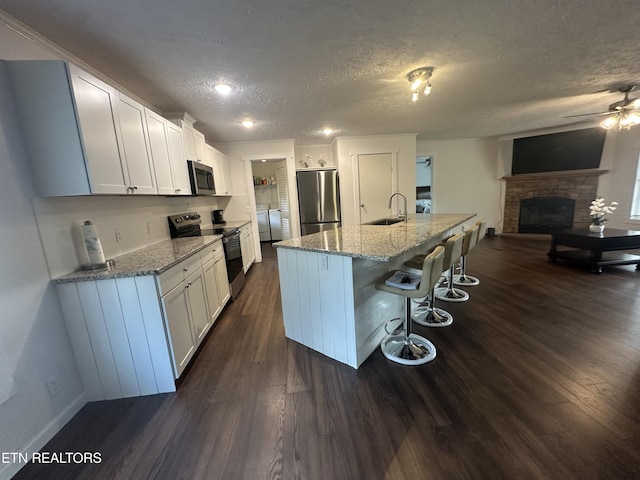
[168,213,246,300]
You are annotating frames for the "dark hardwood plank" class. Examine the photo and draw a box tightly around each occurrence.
[12,236,640,480]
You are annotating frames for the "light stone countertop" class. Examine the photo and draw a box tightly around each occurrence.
[53,235,223,284]
[273,213,476,261]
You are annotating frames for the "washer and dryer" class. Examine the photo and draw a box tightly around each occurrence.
[256,204,271,241]
[269,209,282,241]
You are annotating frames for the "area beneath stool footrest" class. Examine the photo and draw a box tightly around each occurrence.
[453,274,479,286]
[412,306,453,327]
[381,333,436,365]
[434,286,469,303]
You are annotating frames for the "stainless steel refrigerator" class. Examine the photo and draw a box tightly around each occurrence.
[297,169,341,235]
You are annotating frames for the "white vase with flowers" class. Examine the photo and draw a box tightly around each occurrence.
[589,197,618,233]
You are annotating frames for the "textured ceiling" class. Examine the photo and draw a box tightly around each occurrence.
[2,1,640,144]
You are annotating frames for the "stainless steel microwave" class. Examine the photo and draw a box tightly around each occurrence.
[187,160,216,196]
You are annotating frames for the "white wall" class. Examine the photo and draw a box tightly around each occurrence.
[336,134,417,226]
[294,144,334,169]
[595,129,640,230]
[417,137,502,232]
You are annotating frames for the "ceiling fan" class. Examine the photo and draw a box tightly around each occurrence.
[567,85,640,130]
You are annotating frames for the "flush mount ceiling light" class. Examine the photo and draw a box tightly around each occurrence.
[240,120,255,128]
[321,128,334,136]
[214,83,234,95]
[407,67,434,102]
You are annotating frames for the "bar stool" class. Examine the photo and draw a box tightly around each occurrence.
[434,232,469,303]
[375,246,444,365]
[404,235,464,327]
[453,218,486,287]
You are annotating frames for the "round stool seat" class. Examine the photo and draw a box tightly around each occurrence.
[380,333,436,365]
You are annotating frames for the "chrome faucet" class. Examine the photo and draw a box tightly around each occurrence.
[388,192,408,223]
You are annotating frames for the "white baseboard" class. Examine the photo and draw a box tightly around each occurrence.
[0,393,87,480]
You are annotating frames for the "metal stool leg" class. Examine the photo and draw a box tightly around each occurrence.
[412,286,453,327]
[435,265,469,302]
[453,254,480,286]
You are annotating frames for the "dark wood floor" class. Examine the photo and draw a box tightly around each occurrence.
[14,236,640,480]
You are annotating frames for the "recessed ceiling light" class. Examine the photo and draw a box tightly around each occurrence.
[241,120,255,128]
[322,128,334,136]
[214,83,234,95]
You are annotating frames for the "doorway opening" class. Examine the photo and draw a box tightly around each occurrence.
[249,159,289,245]
[416,156,432,213]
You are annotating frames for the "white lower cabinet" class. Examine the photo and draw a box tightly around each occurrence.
[214,246,231,305]
[240,223,256,273]
[161,281,196,377]
[56,239,230,401]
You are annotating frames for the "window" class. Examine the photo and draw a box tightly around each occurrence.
[632,155,640,219]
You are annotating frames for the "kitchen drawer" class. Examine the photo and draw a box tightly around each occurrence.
[199,240,222,265]
[157,254,202,294]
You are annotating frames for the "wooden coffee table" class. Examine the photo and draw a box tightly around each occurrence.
[548,228,640,273]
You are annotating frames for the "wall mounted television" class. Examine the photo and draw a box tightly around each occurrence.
[511,127,606,175]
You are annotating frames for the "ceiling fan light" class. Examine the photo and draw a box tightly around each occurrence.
[601,115,619,130]
[411,90,419,102]
[423,82,432,95]
[625,112,640,125]
[411,79,422,90]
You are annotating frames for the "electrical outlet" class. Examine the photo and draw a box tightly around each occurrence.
[46,377,61,399]
[147,222,153,235]
[114,228,122,243]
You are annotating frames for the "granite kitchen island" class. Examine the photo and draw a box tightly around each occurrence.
[274,213,475,368]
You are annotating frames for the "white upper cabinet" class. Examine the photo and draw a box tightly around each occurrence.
[193,129,206,163]
[68,65,129,194]
[181,122,197,161]
[114,92,157,194]
[205,145,232,196]
[144,107,175,195]
[166,113,201,162]
[217,150,232,195]
[7,60,161,196]
[166,122,191,195]
[145,108,190,196]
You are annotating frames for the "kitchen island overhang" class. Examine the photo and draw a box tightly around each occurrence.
[274,213,476,368]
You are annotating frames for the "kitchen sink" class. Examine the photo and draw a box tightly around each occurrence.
[366,217,405,226]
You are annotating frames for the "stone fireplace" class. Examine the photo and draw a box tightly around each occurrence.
[502,169,608,233]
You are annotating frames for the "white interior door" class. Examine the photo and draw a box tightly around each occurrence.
[357,153,393,223]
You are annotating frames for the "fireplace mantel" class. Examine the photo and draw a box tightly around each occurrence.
[502,168,609,182]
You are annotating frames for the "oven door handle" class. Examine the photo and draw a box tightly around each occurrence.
[223,231,241,242]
